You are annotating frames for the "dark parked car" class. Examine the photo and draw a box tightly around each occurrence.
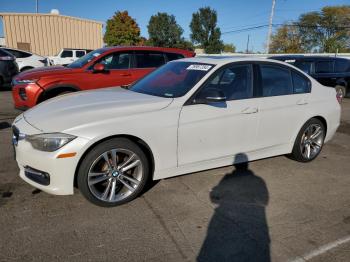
[269,55,350,98]
[0,48,19,89]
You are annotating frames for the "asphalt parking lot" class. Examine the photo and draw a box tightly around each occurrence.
[0,89,349,262]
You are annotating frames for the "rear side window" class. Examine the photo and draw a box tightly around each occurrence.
[260,65,293,97]
[166,52,185,61]
[0,49,11,57]
[335,60,350,72]
[135,52,165,68]
[294,61,312,74]
[98,52,131,70]
[203,64,253,100]
[292,72,311,94]
[5,49,31,58]
[315,61,334,73]
[61,50,73,58]
[76,51,85,58]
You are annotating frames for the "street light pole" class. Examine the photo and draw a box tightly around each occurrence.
[266,0,276,54]
[246,34,250,54]
[35,0,39,13]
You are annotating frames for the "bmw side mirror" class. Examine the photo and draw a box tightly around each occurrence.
[93,63,105,73]
[195,88,227,104]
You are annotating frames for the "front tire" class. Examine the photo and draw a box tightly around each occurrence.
[77,138,150,207]
[290,118,325,162]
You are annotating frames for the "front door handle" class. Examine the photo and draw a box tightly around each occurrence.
[241,107,259,114]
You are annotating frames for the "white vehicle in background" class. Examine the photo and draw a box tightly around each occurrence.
[12,57,341,207]
[2,47,48,72]
[48,48,92,66]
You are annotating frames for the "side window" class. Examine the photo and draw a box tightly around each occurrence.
[294,61,312,74]
[292,72,311,94]
[61,50,73,58]
[76,51,85,58]
[260,65,293,97]
[135,52,165,68]
[203,64,253,100]
[98,52,131,70]
[166,52,184,61]
[315,61,334,73]
[335,60,350,72]
[5,49,31,58]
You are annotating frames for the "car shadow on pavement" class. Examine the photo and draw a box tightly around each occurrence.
[198,153,270,262]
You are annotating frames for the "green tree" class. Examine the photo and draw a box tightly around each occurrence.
[270,24,305,53]
[298,5,350,52]
[147,12,184,47]
[223,43,236,53]
[104,11,141,46]
[190,7,224,54]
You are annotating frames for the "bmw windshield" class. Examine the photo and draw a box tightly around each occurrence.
[129,61,214,98]
[67,48,107,69]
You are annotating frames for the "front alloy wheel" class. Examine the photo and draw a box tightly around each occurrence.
[77,138,149,207]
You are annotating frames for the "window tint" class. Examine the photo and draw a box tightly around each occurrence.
[135,52,165,68]
[61,50,73,58]
[130,62,213,98]
[335,60,350,72]
[0,49,12,57]
[260,65,293,97]
[315,61,334,73]
[5,49,31,58]
[166,52,184,61]
[292,72,310,94]
[294,61,312,74]
[76,51,85,58]
[203,64,253,100]
[98,52,131,70]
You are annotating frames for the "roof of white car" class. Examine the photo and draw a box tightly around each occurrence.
[179,56,280,66]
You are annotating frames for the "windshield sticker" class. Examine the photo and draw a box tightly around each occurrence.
[186,64,212,71]
[93,53,101,57]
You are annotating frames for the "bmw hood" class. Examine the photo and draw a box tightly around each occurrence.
[23,88,173,133]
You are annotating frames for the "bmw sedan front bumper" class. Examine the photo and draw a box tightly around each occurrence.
[12,115,90,195]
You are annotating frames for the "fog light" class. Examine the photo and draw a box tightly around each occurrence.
[19,88,27,100]
[24,166,50,186]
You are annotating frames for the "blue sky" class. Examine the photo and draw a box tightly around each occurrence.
[1,0,349,52]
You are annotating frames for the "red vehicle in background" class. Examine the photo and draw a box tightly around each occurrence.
[12,46,195,109]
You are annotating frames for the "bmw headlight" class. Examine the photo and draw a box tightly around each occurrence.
[26,133,76,152]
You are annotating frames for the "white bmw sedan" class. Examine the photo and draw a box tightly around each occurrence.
[12,57,341,206]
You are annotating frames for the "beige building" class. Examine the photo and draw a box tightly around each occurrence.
[0,12,103,56]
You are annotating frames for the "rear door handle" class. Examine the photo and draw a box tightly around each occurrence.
[241,107,259,114]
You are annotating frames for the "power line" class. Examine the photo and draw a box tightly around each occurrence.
[222,23,350,35]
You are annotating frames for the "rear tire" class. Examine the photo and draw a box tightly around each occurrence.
[77,138,150,207]
[290,118,325,162]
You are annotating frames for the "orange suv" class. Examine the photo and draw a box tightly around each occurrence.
[12,46,195,109]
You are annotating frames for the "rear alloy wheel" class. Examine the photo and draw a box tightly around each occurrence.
[291,118,325,162]
[77,138,149,207]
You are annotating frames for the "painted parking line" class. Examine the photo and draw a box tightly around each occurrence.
[289,235,350,262]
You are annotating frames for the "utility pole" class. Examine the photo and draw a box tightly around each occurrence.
[246,34,250,53]
[35,0,39,13]
[266,0,276,54]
